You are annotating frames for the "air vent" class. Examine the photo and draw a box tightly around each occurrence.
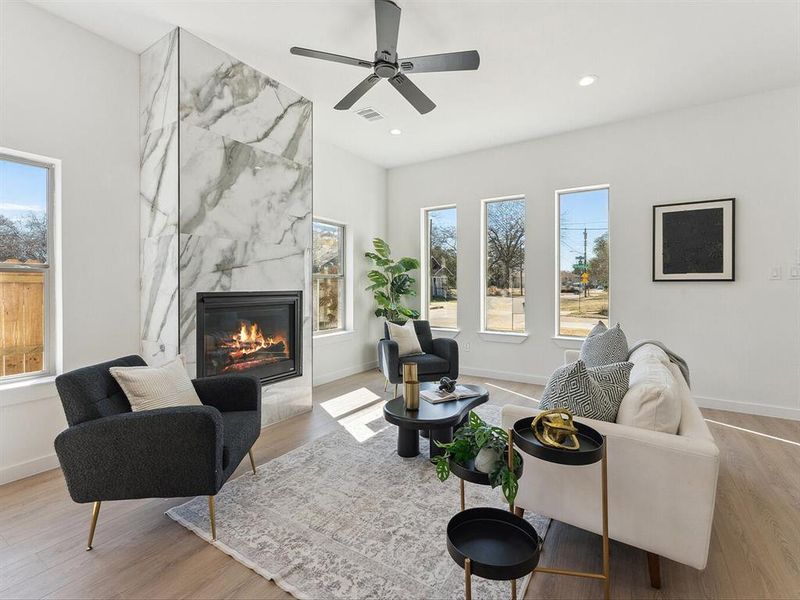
[355,107,385,122]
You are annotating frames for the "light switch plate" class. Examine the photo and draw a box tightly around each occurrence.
[463,343,471,352]
[790,265,800,280]
[770,266,782,280]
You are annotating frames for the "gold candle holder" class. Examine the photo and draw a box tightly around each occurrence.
[403,363,420,411]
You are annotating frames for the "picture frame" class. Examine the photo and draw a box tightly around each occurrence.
[653,198,735,281]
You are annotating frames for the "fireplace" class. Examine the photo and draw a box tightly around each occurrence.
[196,291,303,385]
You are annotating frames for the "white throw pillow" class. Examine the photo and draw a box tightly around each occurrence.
[629,343,670,366]
[386,320,424,357]
[109,355,203,412]
[616,357,682,434]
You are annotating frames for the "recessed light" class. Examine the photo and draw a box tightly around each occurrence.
[578,74,598,87]
[389,128,402,135]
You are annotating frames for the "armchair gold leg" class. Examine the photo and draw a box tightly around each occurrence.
[248,449,257,475]
[384,378,389,392]
[86,501,101,551]
[208,496,217,542]
[394,383,398,399]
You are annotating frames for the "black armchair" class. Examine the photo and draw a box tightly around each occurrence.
[54,355,261,549]
[377,320,459,396]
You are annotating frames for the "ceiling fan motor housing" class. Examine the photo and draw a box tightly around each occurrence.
[374,61,398,78]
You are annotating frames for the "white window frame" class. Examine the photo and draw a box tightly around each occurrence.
[480,194,528,336]
[554,184,611,339]
[0,148,61,384]
[420,204,458,331]
[312,217,347,336]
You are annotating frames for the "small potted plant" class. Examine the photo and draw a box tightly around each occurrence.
[432,412,523,505]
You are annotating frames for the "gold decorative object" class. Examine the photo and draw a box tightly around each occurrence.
[532,409,580,451]
[403,363,419,410]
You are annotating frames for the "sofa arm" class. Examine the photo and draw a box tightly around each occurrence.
[501,404,720,570]
[378,339,400,383]
[564,349,580,364]
[54,406,224,503]
[193,374,261,413]
[432,338,459,379]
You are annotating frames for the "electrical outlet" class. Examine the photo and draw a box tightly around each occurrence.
[790,265,800,280]
[769,266,782,280]
[463,343,471,352]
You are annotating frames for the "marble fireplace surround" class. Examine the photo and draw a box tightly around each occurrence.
[139,28,313,424]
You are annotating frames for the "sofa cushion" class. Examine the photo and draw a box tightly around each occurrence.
[616,357,682,434]
[580,322,629,367]
[397,354,450,376]
[386,320,424,357]
[109,356,202,412]
[539,359,633,422]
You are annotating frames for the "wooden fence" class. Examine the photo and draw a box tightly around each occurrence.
[0,271,44,377]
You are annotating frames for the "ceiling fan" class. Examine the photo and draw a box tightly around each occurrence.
[289,0,480,115]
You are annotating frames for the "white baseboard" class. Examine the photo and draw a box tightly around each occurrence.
[459,366,549,387]
[0,453,59,485]
[694,395,800,421]
[313,361,378,386]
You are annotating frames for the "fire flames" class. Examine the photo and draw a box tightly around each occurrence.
[221,322,289,367]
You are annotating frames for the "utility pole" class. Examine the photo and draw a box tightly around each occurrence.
[583,227,589,298]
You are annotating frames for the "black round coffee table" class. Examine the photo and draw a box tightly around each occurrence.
[383,383,488,459]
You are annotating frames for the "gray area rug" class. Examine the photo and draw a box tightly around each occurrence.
[167,404,549,600]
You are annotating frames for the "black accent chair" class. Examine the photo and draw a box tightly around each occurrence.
[378,320,459,397]
[53,355,261,549]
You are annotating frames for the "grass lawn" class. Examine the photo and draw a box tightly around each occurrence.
[559,289,609,336]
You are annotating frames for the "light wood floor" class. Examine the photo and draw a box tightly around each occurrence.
[1,370,798,599]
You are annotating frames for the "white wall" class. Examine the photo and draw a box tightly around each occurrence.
[0,1,140,483]
[388,87,800,420]
[312,141,387,385]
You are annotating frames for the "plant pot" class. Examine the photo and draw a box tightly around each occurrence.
[474,447,501,474]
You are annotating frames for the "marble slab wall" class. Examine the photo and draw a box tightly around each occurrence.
[139,29,313,423]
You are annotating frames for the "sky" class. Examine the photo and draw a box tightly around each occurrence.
[0,159,48,222]
[559,188,608,271]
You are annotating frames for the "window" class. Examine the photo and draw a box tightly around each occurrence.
[422,206,457,329]
[0,153,54,381]
[312,219,345,333]
[482,196,526,333]
[557,186,609,337]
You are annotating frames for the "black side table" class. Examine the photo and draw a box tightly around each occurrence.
[449,453,523,512]
[512,417,611,600]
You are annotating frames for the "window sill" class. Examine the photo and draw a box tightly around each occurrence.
[431,328,460,339]
[314,329,357,346]
[551,335,584,348]
[0,374,58,407]
[478,330,528,344]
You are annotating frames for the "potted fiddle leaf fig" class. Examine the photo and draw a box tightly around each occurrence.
[365,238,421,322]
[432,411,523,505]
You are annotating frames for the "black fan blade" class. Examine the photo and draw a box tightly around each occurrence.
[375,0,401,57]
[334,74,381,110]
[400,50,480,73]
[290,47,373,69]
[388,73,435,114]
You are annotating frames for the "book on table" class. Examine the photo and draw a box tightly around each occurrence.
[420,385,480,404]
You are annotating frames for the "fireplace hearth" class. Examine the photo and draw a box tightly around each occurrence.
[196,291,302,385]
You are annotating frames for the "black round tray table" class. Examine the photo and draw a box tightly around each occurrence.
[449,451,523,512]
[512,416,611,600]
[447,507,540,600]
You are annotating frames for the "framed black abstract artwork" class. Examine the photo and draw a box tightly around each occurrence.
[653,198,735,281]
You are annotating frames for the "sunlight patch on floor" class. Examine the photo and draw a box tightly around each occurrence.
[705,418,800,448]
[483,382,539,404]
[320,387,382,418]
[337,399,391,443]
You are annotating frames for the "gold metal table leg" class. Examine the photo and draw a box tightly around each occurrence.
[86,501,101,551]
[464,558,472,600]
[460,478,465,512]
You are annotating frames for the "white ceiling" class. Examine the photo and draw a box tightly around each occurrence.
[31,0,800,168]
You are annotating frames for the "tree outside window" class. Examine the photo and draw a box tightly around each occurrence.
[425,207,457,329]
[312,220,345,333]
[484,197,526,332]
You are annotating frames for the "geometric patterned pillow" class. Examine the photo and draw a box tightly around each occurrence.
[580,322,629,368]
[539,359,633,422]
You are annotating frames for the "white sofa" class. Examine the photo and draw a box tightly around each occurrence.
[501,348,720,586]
